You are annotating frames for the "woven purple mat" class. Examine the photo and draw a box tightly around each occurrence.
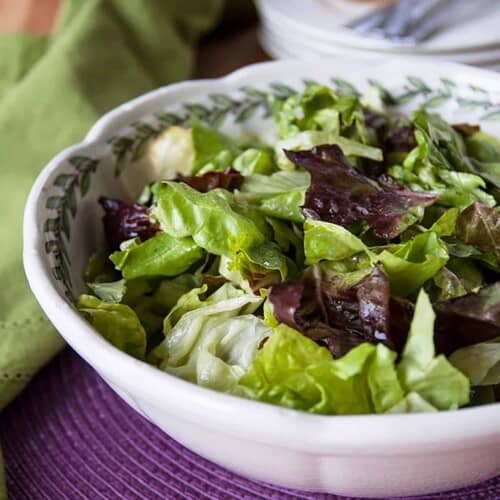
[1,349,499,499]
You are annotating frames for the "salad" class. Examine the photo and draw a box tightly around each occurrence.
[78,84,500,415]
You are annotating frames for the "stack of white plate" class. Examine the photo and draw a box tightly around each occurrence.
[256,0,500,72]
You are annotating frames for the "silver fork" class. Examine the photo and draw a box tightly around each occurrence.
[345,0,461,45]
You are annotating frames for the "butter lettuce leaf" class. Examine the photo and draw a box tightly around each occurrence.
[377,231,449,297]
[239,324,335,413]
[303,219,448,297]
[389,110,496,208]
[464,131,500,189]
[398,290,470,410]
[239,325,403,415]
[233,148,275,175]
[239,170,310,223]
[386,392,438,413]
[109,232,203,280]
[276,130,383,169]
[235,242,289,290]
[449,337,500,386]
[304,219,373,265]
[152,182,270,257]
[77,295,147,359]
[397,289,469,409]
[154,284,267,392]
[191,121,241,173]
[274,84,371,144]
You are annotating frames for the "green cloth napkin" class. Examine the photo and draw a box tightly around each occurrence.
[0,0,256,496]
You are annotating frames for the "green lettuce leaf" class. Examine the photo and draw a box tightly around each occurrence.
[449,337,500,386]
[109,233,203,280]
[162,284,208,333]
[239,170,310,196]
[88,278,153,304]
[218,242,289,292]
[239,324,403,414]
[306,343,403,414]
[275,85,342,138]
[304,220,448,297]
[152,182,270,257]
[84,251,119,283]
[265,217,304,262]
[238,170,310,223]
[85,273,202,338]
[88,279,127,303]
[239,324,338,413]
[274,84,370,143]
[233,148,275,175]
[256,191,305,223]
[388,110,496,208]
[77,295,147,359]
[235,242,288,289]
[304,219,373,265]
[276,130,383,170]
[377,231,449,297]
[427,267,467,301]
[191,121,240,173]
[152,274,202,312]
[446,257,483,292]
[386,392,438,413]
[154,284,267,392]
[397,289,469,409]
[464,131,500,189]
[429,207,459,236]
[132,274,205,336]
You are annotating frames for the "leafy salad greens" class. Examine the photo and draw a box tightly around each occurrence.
[78,84,500,415]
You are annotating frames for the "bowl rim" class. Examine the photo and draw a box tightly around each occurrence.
[23,57,500,455]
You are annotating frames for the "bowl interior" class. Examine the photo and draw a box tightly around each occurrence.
[34,60,500,306]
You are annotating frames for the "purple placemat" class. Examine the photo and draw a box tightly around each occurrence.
[1,349,499,500]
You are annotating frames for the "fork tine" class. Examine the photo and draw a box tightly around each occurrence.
[383,0,440,38]
[345,3,396,33]
[407,0,456,42]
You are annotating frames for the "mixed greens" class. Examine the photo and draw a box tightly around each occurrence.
[78,84,500,414]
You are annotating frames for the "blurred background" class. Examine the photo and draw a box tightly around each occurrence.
[3,0,500,78]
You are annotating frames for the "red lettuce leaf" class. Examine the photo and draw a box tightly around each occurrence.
[285,145,436,239]
[455,201,500,264]
[99,198,159,251]
[384,124,417,154]
[269,266,394,358]
[388,282,500,355]
[178,167,243,193]
[433,282,500,355]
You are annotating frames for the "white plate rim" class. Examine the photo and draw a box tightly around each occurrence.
[257,0,500,54]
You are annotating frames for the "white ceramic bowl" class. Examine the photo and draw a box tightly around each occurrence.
[24,58,500,498]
